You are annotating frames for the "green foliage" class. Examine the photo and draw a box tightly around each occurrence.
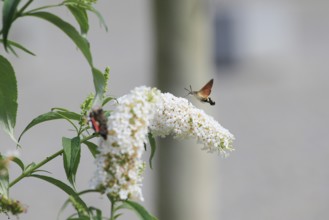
[119,200,158,220]
[64,0,108,31]
[31,174,90,217]
[0,55,18,142]
[80,94,95,116]
[18,110,81,142]
[0,195,27,215]
[2,0,21,50]
[67,5,89,34]
[27,11,93,66]
[83,141,99,158]
[92,67,107,106]
[0,1,159,219]
[11,156,24,172]
[0,39,35,56]
[62,137,81,187]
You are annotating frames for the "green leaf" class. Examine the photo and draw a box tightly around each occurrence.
[58,196,72,220]
[24,162,36,174]
[31,174,90,216]
[12,156,24,172]
[0,155,9,198]
[89,207,102,220]
[2,0,21,50]
[67,217,90,220]
[26,11,93,66]
[18,110,81,142]
[31,169,51,175]
[83,141,99,158]
[121,200,158,220]
[148,133,156,169]
[0,55,18,142]
[7,44,19,57]
[113,213,123,220]
[62,137,81,187]
[102,96,117,106]
[92,68,106,105]
[58,189,99,220]
[64,0,108,31]
[88,6,108,32]
[0,39,36,56]
[67,5,89,34]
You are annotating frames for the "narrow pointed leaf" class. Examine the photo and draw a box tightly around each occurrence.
[31,169,51,175]
[102,97,117,106]
[64,0,108,31]
[2,0,21,49]
[89,207,102,220]
[58,189,99,220]
[68,217,89,220]
[114,213,123,219]
[7,44,18,56]
[67,5,89,34]
[121,200,158,220]
[18,111,80,142]
[0,55,18,142]
[0,39,36,56]
[12,156,24,172]
[30,174,90,216]
[24,162,36,172]
[62,137,81,187]
[26,11,93,66]
[88,6,108,31]
[83,141,99,158]
[92,68,106,105]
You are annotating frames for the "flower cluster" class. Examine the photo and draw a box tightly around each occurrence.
[0,151,27,216]
[91,87,234,201]
[0,195,27,216]
[90,87,160,201]
[150,92,234,156]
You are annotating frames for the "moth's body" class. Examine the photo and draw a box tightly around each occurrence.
[185,79,216,106]
[89,108,108,140]
[192,91,216,105]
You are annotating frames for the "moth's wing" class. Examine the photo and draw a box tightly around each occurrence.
[198,79,213,97]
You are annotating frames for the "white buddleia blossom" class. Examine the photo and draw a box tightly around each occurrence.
[150,92,234,156]
[91,86,234,201]
[91,87,160,201]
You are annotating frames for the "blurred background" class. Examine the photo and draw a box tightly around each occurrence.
[1,0,329,219]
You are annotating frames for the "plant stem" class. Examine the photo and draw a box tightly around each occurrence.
[9,134,96,188]
[81,133,98,143]
[23,3,63,15]
[9,149,63,187]
[110,199,116,220]
[16,0,34,17]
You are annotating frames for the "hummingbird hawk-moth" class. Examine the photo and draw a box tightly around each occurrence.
[185,79,216,106]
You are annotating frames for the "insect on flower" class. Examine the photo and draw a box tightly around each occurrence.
[185,79,216,105]
[89,108,108,140]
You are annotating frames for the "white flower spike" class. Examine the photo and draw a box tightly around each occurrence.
[91,87,234,201]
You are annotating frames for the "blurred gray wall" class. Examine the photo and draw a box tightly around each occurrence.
[1,0,329,219]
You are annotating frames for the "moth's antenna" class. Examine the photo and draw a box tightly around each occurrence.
[184,85,193,97]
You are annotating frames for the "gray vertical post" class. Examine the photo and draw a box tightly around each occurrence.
[153,0,217,219]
